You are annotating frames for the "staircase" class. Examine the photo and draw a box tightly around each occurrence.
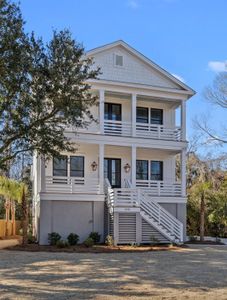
[104,179,183,244]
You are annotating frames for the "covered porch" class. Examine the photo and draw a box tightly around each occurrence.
[37,143,186,200]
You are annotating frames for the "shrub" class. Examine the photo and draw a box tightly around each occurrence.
[84,237,94,247]
[150,235,159,245]
[105,235,114,246]
[67,233,79,246]
[56,240,69,248]
[189,236,197,242]
[28,233,36,244]
[48,232,61,246]
[89,232,101,244]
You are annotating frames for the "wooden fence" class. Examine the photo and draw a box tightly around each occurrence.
[0,220,22,237]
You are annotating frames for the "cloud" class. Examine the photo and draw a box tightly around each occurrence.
[127,0,139,9]
[208,61,227,72]
[172,73,185,83]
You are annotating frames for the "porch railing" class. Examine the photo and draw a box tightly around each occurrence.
[136,180,182,197]
[45,176,100,194]
[136,123,182,141]
[103,120,182,141]
[104,120,131,136]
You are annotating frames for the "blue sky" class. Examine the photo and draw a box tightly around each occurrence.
[20,0,227,148]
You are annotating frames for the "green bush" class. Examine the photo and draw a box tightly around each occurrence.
[105,235,114,246]
[67,233,79,246]
[48,232,61,246]
[28,233,36,244]
[89,232,101,244]
[56,240,69,248]
[84,237,94,247]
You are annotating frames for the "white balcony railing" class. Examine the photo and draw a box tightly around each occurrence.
[136,123,182,141]
[103,120,182,141]
[45,176,100,194]
[104,120,131,136]
[136,180,182,197]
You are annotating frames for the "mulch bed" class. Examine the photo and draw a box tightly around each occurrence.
[6,243,188,253]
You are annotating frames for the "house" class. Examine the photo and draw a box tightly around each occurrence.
[32,40,195,245]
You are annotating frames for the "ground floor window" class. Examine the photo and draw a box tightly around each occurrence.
[70,156,84,177]
[136,160,163,181]
[53,155,68,177]
[53,155,85,178]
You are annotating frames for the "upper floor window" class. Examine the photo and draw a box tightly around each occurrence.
[53,155,67,177]
[104,103,122,121]
[150,108,163,125]
[70,156,84,177]
[136,107,148,123]
[115,54,123,67]
[136,107,163,125]
[150,161,163,181]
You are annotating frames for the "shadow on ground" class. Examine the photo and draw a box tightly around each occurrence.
[0,245,227,299]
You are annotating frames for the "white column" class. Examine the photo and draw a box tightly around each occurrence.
[181,148,187,197]
[131,93,137,137]
[131,146,137,188]
[99,144,104,194]
[181,100,186,140]
[99,90,105,134]
[40,155,46,193]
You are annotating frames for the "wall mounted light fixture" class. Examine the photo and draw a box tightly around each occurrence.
[91,161,98,171]
[124,163,131,173]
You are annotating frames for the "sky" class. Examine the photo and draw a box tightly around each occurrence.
[19,0,227,151]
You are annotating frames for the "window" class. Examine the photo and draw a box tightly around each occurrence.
[136,160,148,180]
[150,108,163,125]
[70,156,84,177]
[53,156,67,177]
[150,161,163,181]
[104,103,122,121]
[136,107,148,123]
[115,55,123,66]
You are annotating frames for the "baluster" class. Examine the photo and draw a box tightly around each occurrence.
[158,125,160,139]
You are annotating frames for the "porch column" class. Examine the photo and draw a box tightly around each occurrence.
[99,144,104,194]
[40,155,46,193]
[181,100,186,141]
[131,146,137,188]
[99,89,105,134]
[181,148,187,197]
[131,93,137,137]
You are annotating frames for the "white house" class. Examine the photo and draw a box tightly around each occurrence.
[32,40,195,245]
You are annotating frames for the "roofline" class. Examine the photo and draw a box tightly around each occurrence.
[86,40,196,96]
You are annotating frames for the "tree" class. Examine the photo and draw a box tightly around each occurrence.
[0,0,100,170]
[195,72,227,145]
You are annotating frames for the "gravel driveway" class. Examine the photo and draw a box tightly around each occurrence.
[0,245,227,300]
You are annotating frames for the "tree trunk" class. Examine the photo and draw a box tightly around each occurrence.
[4,198,10,237]
[21,186,28,245]
[11,200,16,236]
[200,191,205,242]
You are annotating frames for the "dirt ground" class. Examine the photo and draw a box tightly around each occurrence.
[0,245,227,300]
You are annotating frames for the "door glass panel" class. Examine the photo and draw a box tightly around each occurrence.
[104,158,121,188]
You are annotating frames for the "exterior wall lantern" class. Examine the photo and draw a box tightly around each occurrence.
[91,161,98,171]
[124,163,131,173]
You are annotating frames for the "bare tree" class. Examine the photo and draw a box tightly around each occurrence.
[195,72,227,145]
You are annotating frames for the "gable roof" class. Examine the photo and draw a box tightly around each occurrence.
[86,40,195,96]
